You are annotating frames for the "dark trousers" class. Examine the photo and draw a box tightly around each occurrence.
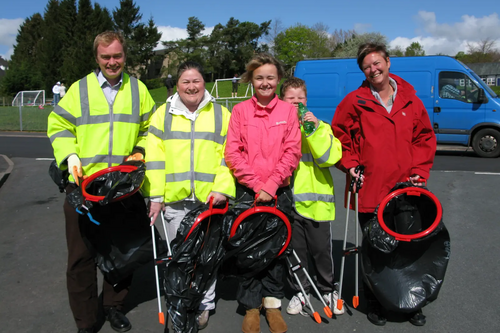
[358,212,377,303]
[64,185,131,329]
[287,211,335,294]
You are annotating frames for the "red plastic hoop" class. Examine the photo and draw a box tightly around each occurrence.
[81,164,140,202]
[377,187,442,242]
[229,196,292,257]
[184,197,229,241]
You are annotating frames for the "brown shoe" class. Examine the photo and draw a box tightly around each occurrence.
[242,308,261,333]
[265,308,287,333]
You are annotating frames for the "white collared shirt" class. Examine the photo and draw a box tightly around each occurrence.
[97,71,123,105]
[370,77,398,113]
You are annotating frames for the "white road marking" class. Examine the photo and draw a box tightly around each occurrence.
[36,158,55,161]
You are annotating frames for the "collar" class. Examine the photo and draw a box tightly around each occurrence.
[251,94,279,116]
[167,90,215,120]
[97,71,123,88]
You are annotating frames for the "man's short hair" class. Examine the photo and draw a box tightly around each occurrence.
[357,43,389,70]
[93,31,127,59]
[279,77,307,98]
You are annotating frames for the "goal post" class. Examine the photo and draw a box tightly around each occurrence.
[12,90,45,107]
[210,78,254,99]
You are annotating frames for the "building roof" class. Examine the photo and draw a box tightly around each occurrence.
[466,62,500,76]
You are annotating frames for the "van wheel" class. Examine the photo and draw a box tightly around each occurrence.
[472,128,500,158]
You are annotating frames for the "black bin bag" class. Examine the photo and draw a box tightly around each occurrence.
[221,186,292,279]
[163,202,228,333]
[67,161,163,285]
[361,182,451,313]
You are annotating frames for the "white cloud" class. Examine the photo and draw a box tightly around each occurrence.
[155,25,214,50]
[389,11,500,56]
[0,18,23,59]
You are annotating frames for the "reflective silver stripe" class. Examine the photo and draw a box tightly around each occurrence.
[80,155,127,166]
[78,76,90,126]
[315,134,333,165]
[49,129,75,143]
[77,74,141,126]
[301,153,314,163]
[164,102,224,144]
[294,193,335,203]
[54,105,77,125]
[138,130,148,137]
[146,161,165,170]
[141,105,155,123]
[166,172,216,183]
[149,125,163,138]
[221,158,227,167]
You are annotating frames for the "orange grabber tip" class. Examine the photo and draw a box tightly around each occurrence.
[323,306,333,318]
[337,299,344,310]
[353,296,359,309]
[159,312,165,325]
[313,312,321,323]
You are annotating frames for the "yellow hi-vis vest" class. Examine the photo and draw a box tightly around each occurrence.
[142,102,235,203]
[293,121,342,221]
[47,71,156,182]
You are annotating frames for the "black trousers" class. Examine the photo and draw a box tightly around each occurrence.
[358,212,378,303]
[64,184,131,329]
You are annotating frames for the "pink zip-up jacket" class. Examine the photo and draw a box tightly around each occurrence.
[225,94,302,196]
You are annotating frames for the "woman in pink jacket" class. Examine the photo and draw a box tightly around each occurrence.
[331,43,436,327]
[225,53,301,333]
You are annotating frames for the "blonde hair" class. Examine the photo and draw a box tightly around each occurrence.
[93,31,126,59]
[240,53,285,83]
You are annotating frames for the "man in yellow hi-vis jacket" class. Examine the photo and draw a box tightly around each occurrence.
[143,62,235,330]
[47,31,155,333]
[279,78,344,318]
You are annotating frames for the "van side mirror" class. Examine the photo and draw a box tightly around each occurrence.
[477,88,487,104]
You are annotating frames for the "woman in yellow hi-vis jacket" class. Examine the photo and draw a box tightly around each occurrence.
[142,61,235,330]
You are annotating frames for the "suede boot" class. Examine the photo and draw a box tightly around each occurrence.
[263,297,287,333]
[242,308,260,333]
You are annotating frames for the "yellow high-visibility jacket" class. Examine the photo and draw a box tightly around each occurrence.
[47,71,156,182]
[142,101,235,203]
[293,121,342,221]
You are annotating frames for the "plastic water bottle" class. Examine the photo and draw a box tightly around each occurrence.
[298,103,315,135]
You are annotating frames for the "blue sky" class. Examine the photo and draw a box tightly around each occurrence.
[1,0,499,60]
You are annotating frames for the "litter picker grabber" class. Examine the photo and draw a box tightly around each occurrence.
[151,212,173,327]
[286,249,333,323]
[337,165,364,312]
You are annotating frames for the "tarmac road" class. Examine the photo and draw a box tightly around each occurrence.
[1,157,499,333]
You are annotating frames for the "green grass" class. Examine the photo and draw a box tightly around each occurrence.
[0,106,53,132]
[491,86,500,95]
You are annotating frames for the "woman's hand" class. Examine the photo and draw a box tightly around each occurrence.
[256,190,273,203]
[409,174,424,186]
[303,111,319,129]
[349,167,365,192]
[206,192,227,205]
[148,201,164,226]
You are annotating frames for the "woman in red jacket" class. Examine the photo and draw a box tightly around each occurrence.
[331,43,436,327]
[225,53,301,333]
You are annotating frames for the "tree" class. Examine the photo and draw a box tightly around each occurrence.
[461,38,500,63]
[206,17,271,79]
[267,18,284,55]
[405,42,425,56]
[333,32,388,58]
[274,24,330,70]
[113,0,162,76]
[390,45,405,57]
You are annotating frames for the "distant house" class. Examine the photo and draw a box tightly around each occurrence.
[466,62,500,86]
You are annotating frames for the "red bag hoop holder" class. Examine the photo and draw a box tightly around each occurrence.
[377,186,443,242]
[229,196,292,257]
[81,164,141,203]
[184,197,229,241]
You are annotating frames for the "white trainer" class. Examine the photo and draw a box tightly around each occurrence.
[286,292,308,315]
[323,291,345,315]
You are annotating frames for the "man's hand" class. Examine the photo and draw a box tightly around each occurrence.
[68,154,83,185]
[148,201,164,225]
[206,192,227,205]
[256,190,273,203]
[125,152,144,161]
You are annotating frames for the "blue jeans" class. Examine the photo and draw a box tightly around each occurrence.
[53,93,60,105]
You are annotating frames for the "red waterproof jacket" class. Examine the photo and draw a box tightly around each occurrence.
[331,74,436,213]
